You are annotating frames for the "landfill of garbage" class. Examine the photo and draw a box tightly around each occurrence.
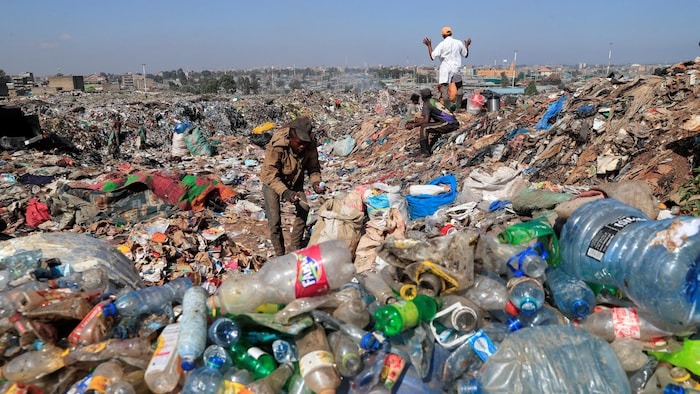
[0,57,698,394]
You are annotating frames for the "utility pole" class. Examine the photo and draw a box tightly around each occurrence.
[512,50,518,87]
[141,63,147,95]
[606,43,613,75]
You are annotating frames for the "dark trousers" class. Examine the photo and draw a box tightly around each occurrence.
[262,184,309,256]
[420,121,459,143]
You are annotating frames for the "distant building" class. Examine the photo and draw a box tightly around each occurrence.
[121,73,135,90]
[537,67,554,78]
[476,63,515,79]
[11,72,34,96]
[31,75,84,95]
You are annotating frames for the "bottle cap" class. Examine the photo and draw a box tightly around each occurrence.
[440,224,457,236]
[181,357,196,371]
[360,332,380,351]
[506,317,522,332]
[571,300,591,318]
[102,302,117,318]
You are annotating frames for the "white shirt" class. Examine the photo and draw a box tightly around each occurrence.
[431,36,468,84]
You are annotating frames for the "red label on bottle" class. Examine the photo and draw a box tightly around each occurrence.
[380,353,407,389]
[611,307,641,339]
[294,244,330,298]
[68,301,108,347]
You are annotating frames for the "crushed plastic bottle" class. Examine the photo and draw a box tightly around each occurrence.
[506,277,544,314]
[328,331,363,378]
[374,294,439,336]
[544,266,596,319]
[182,345,227,394]
[463,325,630,393]
[209,240,354,314]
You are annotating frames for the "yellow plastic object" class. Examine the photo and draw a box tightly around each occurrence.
[413,260,460,295]
[399,284,417,300]
[252,122,276,134]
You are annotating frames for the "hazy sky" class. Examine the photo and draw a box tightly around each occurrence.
[2,0,698,76]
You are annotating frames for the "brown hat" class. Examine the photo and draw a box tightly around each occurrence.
[441,26,452,36]
[289,116,312,142]
[420,88,432,98]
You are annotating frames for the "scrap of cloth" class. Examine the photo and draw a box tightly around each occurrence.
[49,170,237,226]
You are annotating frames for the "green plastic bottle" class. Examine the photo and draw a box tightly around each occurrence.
[649,338,700,376]
[373,295,440,336]
[498,217,560,266]
[229,338,278,380]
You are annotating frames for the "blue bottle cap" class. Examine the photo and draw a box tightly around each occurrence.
[361,332,380,351]
[664,384,687,394]
[506,317,522,332]
[102,302,117,318]
[181,357,196,371]
[571,300,591,318]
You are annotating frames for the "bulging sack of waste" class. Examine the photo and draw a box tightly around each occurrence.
[209,240,355,314]
[559,198,700,327]
[463,325,630,394]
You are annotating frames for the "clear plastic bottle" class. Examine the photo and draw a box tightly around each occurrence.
[65,337,152,364]
[463,325,630,393]
[296,323,342,394]
[311,310,383,352]
[559,198,700,326]
[0,281,50,318]
[332,296,370,329]
[544,266,596,319]
[113,276,192,317]
[356,270,398,305]
[144,323,181,393]
[85,360,124,393]
[0,249,43,282]
[208,317,242,348]
[327,331,363,378]
[105,380,136,394]
[0,343,66,382]
[436,295,484,333]
[373,294,440,336]
[221,367,253,393]
[576,307,673,342]
[515,304,564,328]
[209,240,354,314]
[68,300,118,347]
[245,362,294,394]
[506,277,544,314]
[182,345,227,394]
[178,286,209,371]
[462,274,509,311]
[479,235,548,278]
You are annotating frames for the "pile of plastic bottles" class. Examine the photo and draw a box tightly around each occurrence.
[0,198,699,393]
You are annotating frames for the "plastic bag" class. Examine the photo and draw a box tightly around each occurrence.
[406,174,458,220]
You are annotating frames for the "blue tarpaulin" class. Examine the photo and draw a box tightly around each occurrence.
[535,95,566,130]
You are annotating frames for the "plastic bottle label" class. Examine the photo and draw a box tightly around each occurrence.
[68,301,109,347]
[86,375,109,392]
[294,244,330,298]
[247,347,266,360]
[586,215,646,261]
[148,323,180,373]
[380,353,406,389]
[299,350,334,377]
[467,329,497,362]
[611,308,641,339]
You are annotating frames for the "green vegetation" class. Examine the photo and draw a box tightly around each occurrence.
[525,81,538,96]
[677,167,700,216]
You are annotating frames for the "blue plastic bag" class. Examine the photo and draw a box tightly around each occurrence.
[406,174,457,220]
[535,95,566,130]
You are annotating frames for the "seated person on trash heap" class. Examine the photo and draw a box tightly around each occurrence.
[259,116,326,256]
[405,87,460,157]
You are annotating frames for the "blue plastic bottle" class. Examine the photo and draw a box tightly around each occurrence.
[559,198,700,327]
[506,277,544,314]
[545,266,596,319]
[182,345,227,394]
[177,286,209,371]
[113,276,192,317]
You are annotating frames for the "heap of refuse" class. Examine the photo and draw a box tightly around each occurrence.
[0,58,698,393]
